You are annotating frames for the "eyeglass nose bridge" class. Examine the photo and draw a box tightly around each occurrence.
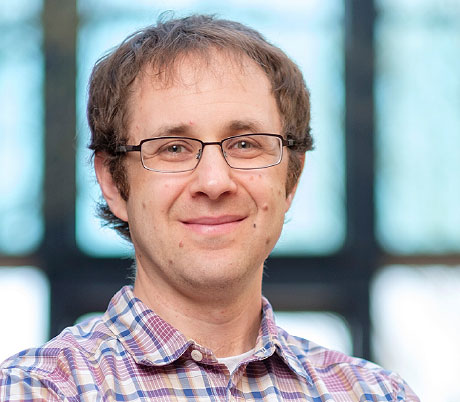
[194,141,229,167]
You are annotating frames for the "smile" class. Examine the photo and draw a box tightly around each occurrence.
[181,215,246,235]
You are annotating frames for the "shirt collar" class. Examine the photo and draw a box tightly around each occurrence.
[103,286,192,366]
[103,286,312,384]
[256,297,313,384]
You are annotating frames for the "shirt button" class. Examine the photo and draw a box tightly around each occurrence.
[191,349,203,362]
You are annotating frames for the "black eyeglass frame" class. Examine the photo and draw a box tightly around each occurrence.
[116,133,297,173]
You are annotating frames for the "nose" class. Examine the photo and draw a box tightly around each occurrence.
[188,144,237,200]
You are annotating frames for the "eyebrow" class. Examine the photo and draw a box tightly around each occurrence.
[227,119,265,133]
[152,124,191,137]
[150,119,266,139]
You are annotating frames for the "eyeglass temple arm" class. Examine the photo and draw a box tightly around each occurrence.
[116,145,141,153]
[284,137,313,151]
[283,138,296,147]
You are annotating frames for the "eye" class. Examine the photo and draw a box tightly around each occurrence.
[166,144,185,153]
[157,140,195,155]
[228,137,261,150]
[235,140,253,149]
[142,138,199,161]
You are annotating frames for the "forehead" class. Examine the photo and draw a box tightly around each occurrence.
[125,50,280,141]
[135,49,269,92]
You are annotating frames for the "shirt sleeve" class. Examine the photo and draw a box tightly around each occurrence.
[0,368,64,402]
[405,387,421,402]
[388,370,420,402]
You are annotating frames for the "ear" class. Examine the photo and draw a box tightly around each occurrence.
[285,154,305,212]
[94,152,129,222]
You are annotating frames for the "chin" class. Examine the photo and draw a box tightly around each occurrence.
[181,262,259,290]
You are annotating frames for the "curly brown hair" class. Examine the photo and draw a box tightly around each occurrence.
[87,14,313,241]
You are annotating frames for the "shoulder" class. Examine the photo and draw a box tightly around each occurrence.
[277,327,419,401]
[0,316,114,400]
[1,315,113,373]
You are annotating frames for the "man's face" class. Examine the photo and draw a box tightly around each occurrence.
[109,52,299,297]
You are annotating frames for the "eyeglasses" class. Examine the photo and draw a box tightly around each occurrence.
[116,133,297,173]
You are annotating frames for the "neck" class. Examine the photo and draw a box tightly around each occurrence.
[133,264,263,357]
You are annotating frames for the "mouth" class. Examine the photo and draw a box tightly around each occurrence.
[181,215,246,235]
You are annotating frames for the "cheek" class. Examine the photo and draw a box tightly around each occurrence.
[126,185,159,230]
[132,175,183,209]
[254,185,287,222]
[248,169,288,210]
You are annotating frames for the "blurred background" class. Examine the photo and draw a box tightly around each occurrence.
[1,0,459,400]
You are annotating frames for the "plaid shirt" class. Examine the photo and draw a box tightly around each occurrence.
[0,286,419,401]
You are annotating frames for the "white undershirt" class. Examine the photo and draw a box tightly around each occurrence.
[216,348,256,374]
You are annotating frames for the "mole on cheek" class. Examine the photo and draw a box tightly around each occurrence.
[179,241,184,248]
[142,202,147,209]
[253,223,257,228]
[262,204,269,211]
[265,238,270,245]
[168,259,173,266]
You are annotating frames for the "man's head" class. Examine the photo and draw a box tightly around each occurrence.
[88,14,312,241]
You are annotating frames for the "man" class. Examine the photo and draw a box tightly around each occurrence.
[0,15,418,401]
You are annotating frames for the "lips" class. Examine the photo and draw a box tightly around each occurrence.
[181,215,246,235]
[183,215,245,225]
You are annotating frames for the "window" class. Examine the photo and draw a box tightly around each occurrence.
[1,3,459,400]
[372,265,460,401]
[0,267,49,362]
[76,0,346,256]
[0,0,44,255]
[275,311,352,354]
[375,0,460,254]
